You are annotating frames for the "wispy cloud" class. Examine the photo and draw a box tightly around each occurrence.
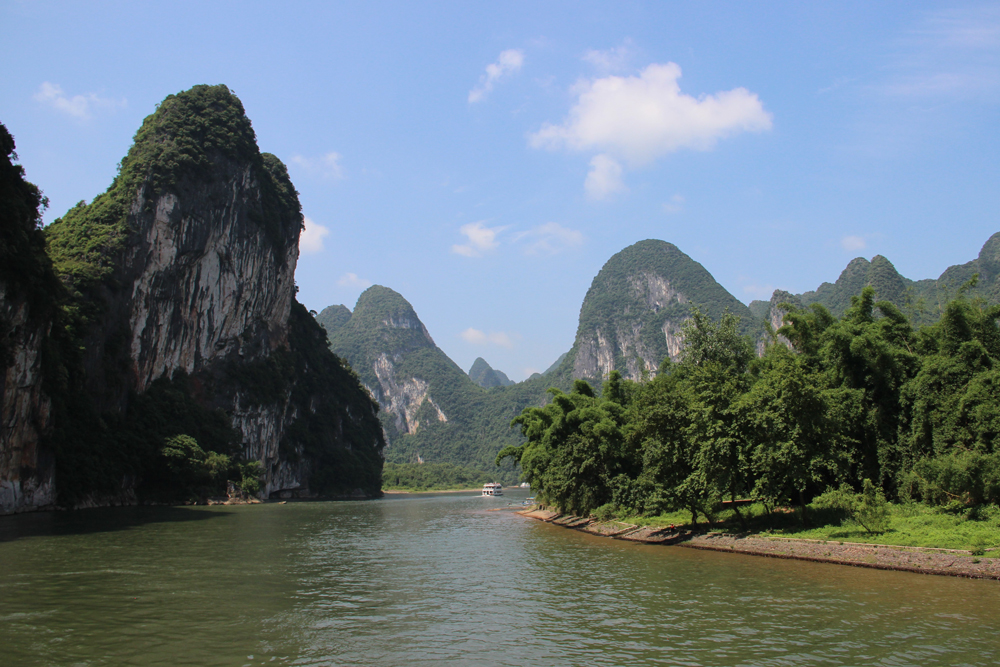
[514,222,584,254]
[299,216,330,254]
[841,235,867,252]
[290,152,345,179]
[34,82,125,120]
[662,194,685,214]
[582,40,633,73]
[469,49,525,103]
[530,63,772,198]
[337,272,372,289]
[451,221,505,257]
[880,6,1000,99]
[460,327,516,348]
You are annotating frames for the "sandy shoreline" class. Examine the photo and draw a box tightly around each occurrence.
[519,508,1000,580]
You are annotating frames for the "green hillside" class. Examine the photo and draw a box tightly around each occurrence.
[324,286,560,482]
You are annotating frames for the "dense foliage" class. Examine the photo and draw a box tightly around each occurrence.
[0,124,60,316]
[501,286,1000,528]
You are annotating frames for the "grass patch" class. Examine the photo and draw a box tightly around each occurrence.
[609,502,1000,552]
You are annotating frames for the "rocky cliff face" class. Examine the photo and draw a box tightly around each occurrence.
[0,285,54,512]
[1,86,383,511]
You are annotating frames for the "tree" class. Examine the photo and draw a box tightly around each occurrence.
[739,345,845,520]
[499,380,634,515]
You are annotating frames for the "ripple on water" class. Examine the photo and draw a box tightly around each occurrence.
[0,494,998,666]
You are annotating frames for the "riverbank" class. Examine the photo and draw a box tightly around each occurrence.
[519,508,1000,580]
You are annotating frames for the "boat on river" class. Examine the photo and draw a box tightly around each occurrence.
[481,483,503,497]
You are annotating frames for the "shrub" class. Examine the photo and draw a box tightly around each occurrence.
[592,503,619,522]
[813,479,890,534]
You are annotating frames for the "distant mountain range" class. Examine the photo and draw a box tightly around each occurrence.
[319,233,1000,474]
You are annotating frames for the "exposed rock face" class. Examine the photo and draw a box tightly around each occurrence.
[571,240,758,382]
[124,182,295,394]
[324,287,451,444]
[61,100,307,498]
[0,287,54,513]
[372,352,447,435]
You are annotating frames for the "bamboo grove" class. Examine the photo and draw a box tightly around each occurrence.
[498,283,1000,522]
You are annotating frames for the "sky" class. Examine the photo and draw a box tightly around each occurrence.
[3,1,999,381]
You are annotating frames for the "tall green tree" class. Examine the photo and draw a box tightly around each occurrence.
[739,345,846,518]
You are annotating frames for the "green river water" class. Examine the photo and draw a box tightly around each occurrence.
[1,489,998,666]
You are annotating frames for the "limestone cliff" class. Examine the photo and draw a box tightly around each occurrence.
[569,240,758,382]
[1,86,383,512]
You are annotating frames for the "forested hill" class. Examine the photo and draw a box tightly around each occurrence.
[319,240,772,476]
[468,357,515,388]
[569,239,760,382]
[752,233,1000,325]
[321,286,553,481]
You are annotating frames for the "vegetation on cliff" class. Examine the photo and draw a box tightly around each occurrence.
[0,123,61,320]
[502,285,1000,548]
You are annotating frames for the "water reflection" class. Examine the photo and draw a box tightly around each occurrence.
[0,492,997,666]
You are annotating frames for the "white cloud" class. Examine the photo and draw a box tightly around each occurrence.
[841,235,867,252]
[451,221,504,257]
[290,152,345,179]
[34,82,125,120]
[584,154,627,200]
[514,222,584,255]
[460,327,515,348]
[662,194,685,214]
[337,272,372,289]
[468,49,525,103]
[530,63,772,194]
[299,216,330,254]
[582,40,632,73]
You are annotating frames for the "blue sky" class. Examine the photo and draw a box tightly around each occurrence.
[3,1,999,380]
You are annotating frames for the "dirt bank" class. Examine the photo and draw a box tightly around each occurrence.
[519,508,1000,580]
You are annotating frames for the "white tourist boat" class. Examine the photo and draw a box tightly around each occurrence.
[481,482,503,497]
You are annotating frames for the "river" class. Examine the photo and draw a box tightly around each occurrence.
[1,489,997,666]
